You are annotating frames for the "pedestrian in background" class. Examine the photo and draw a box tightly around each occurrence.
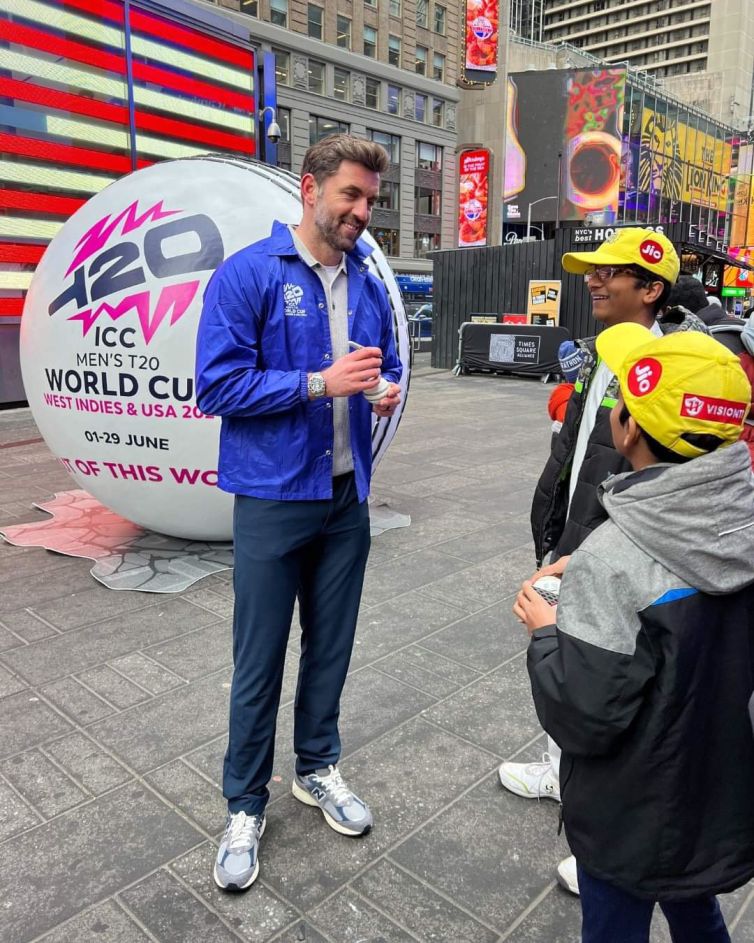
[196,134,402,891]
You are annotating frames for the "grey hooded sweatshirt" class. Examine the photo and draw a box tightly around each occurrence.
[528,441,754,899]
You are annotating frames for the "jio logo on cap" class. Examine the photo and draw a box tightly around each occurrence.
[628,357,662,396]
[471,16,493,39]
[639,239,664,266]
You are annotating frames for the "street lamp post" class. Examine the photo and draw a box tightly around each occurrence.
[526,195,559,240]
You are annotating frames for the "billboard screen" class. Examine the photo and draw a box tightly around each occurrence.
[464,0,499,84]
[458,148,490,247]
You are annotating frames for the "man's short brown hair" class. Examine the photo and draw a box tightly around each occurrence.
[301,134,389,186]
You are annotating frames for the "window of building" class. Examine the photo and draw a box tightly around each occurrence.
[307,4,323,39]
[376,180,400,210]
[270,0,288,27]
[369,129,400,163]
[416,0,428,27]
[336,15,351,49]
[417,141,442,170]
[309,115,349,145]
[364,26,377,57]
[415,185,441,215]
[415,45,428,75]
[414,232,441,257]
[273,48,289,85]
[308,59,325,94]
[387,84,401,116]
[434,3,446,33]
[390,0,401,15]
[415,93,427,122]
[241,0,258,14]
[431,97,444,127]
[365,77,380,109]
[388,35,401,67]
[334,67,350,101]
[364,0,377,6]
[374,228,400,256]
[432,52,445,81]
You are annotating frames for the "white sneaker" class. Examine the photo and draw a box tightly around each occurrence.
[498,753,561,802]
[556,855,580,895]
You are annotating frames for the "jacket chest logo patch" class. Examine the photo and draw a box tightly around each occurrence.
[283,283,306,317]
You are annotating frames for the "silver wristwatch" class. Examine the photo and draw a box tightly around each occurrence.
[307,372,327,398]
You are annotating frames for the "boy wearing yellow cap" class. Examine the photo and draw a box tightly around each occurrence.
[514,325,754,942]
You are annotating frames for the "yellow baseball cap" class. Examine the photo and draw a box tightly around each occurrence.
[562,228,680,285]
[595,323,751,458]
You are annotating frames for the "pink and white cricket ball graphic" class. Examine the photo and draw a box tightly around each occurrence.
[21,157,410,540]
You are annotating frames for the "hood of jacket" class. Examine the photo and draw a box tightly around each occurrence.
[600,441,754,594]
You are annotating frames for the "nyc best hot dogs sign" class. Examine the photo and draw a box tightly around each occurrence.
[22,158,409,541]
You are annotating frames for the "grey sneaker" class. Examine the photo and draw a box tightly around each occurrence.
[213,811,266,891]
[292,764,372,836]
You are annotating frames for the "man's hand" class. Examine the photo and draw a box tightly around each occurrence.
[513,581,557,635]
[372,382,401,418]
[321,348,383,397]
[528,554,571,585]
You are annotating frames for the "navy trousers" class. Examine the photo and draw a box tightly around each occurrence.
[224,473,371,815]
[578,866,731,943]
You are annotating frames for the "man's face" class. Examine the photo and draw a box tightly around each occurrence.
[311,160,380,254]
[585,267,658,327]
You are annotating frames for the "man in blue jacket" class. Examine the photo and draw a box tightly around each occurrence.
[195,134,402,891]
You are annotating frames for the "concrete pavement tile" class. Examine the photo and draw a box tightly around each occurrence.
[418,545,534,614]
[360,548,472,609]
[169,841,300,942]
[35,899,152,942]
[370,511,493,557]
[0,546,82,581]
[2,608,60,642]
[0,558,95,612]
[390,774,570,933]
[0,662,27,697]
[108,651,186,696]
[0,783,203,943]
[3,598,218,685]
[731,896,754,942]
[374,645,481,699]
[309,889,417,942]
[420,603,529,672]
[0,690,73,758]
[1,748,88,818]
[31,584,165,632]
[0,777,41,839]
[371,460,462,489]
[145,620,232,681]
[349,592,467,671]
[44,731,132,795]
[274,922,330,943]
[41,676,115,725]
[183,736,226,791]
[422,655,540,758]
[500,884,581,942]
[433,520,534,565]
[120,868,241,942]
[77,665,151,710]
[146,759,225,834]
[181,585,235,618]
[354,858,498,943]
[0,622,23,651]
[260,715,494,910]
[87,669,232,773]
[722,884,754,927]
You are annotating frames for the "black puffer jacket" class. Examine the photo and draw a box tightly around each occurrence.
[530,308,708,566]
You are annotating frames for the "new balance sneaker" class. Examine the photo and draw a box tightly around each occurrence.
[292,764,372,836]
[498,753,561,802]
[213,811,266,891]
[556,854,580,896]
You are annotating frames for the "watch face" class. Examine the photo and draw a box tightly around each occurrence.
[308,373,326,397]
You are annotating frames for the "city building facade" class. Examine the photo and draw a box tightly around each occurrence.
[198,0,461,275]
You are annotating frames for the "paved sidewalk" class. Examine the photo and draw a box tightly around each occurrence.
[1,357,753,943]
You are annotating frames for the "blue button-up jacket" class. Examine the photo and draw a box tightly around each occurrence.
[195,221,402,502]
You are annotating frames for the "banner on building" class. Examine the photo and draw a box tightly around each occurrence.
[464,0,499,84]
[458,148,490,247]
[526,280,562,326]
